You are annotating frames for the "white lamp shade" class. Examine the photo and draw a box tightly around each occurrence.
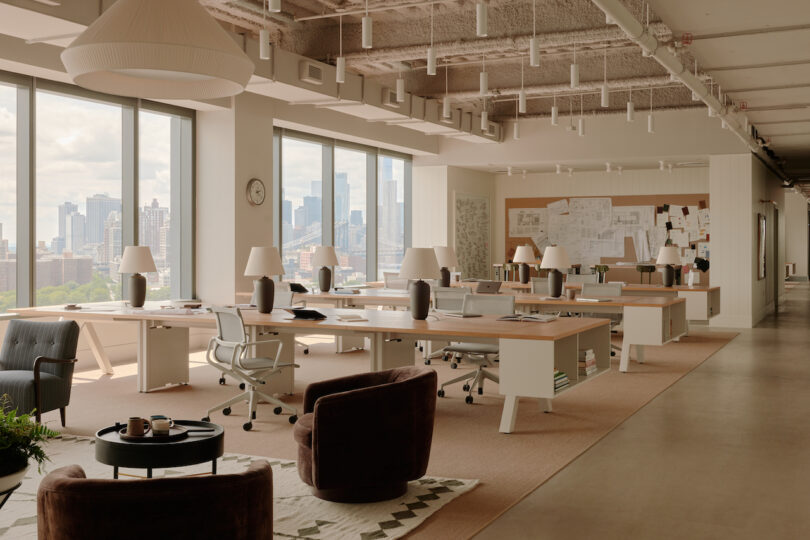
[656,246,681,265]
[244,247,285,277]
[61,0,254,100]
[399,248,441,280]
[119,246,157,274]
[434,246,459,268]
[540,246,571,270]
[312,246,340,267]
[512,245,536,264]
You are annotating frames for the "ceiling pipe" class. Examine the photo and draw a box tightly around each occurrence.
[589,0,790,183]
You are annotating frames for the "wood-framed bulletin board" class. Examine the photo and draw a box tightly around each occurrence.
[505,193,710,283]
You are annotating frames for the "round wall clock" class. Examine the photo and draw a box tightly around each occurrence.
[246,178,266,206]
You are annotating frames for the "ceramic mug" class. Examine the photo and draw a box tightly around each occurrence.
[126,417,151,437]
[152,418,172,436]
[566,289,576,301]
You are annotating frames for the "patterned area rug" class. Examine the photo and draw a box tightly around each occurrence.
[0,436,478,539]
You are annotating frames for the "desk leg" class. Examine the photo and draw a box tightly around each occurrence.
[137,321,190,393]
[212,459,217,475]
[82,322,114,375]
[620,341,631,373]
[542,398,552,413]
[147,468,152,479]
[499,395,519,433]
[636,344,645,364]
[370,334,413,371]
[113,466,118,479]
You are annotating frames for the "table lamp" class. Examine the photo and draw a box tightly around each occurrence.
[399,247,441,320]
[540,245,570,298]
[656,245,681,287]
[119,246,157,308]
[512,244,536,284]
[244,246,285,313]
[312,246,340,292]
[433,246,459,287]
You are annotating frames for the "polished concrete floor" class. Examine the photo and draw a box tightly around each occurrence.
[476,283,810,540]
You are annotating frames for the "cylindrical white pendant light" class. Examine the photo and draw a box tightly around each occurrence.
[514,121,520,140]
[556,164,562,174]
[361,1,372,50]
[259,29,270,60]
[659,160,666,171]
[600,46,609,107]
[481,109,488,131]
[336,16,344,83]
[426,4,436,75]
[570,49,579,88]
[551,94,558,125]
[427,47,437,75]
[568,167,573,177]
[443,64,451,118]
[578,95,585,136]
[507,166,513,176]
[396,77,405,102]
[721,118,728,129]
[518,59,526,113]
[606,162,612,173]
[476,1,488,37]
[627,88,634,122]
[269,0,281,12]
[61,0,255,99]
[708,106,716,117]
[336,56,345,83]
[479,56,488,95]
[529,0,539,67]
[647,114,655,133]
[617,165,623,175]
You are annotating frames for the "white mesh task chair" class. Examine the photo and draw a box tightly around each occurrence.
[383,272,410,290]
[424,288,469,365]
[437,294,515,404]
[566,274,598,284]
[580,282,623,356]
[203,307,298,431]
[530,277,548,294]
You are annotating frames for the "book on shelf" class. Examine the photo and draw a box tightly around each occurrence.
[554,369,570,392]
[578,349,597,375]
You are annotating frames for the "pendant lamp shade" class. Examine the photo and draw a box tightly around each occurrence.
[443,97,452,118]
[362,16,373,49]
[519,89,527,114]
[479,70,488,96]
[259,29,271,61]
[551,104,559,125]
[268,0,281,12]
[61,0,255,100]
[396,78,405,102]
[529,37,539,67]
[481,110,488,131]
[626,100,635,122]
[513,121,520,140]
[476,1,488,37]
[427,47,437,75]
[336,56,346,83]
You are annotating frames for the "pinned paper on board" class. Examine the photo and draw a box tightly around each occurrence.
[508,208,547,237]
[547,198,569,215]
[697,242,710,258]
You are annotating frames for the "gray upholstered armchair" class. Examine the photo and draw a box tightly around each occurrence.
[0,319,80,425]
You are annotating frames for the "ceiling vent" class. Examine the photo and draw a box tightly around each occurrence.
[299,60,323,85]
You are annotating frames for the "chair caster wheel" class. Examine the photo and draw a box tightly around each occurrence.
[243,422,252,431]
[478,388,483,395]
[201,416,210,422]
[424,359,431,365]
[437,389,445,398]
[252,411,256,420]
[442,355,449,362]
[610,351,616,357]
[304,349,309,355]
[222,407,231,416]
[465,395,474,404]
[462,384,470,392]
[218,377,226,385]
[273,407,283,415]
[239,383,245,390]
[451,363,458,369]
[419,346,424,352]
[289,415,298,424]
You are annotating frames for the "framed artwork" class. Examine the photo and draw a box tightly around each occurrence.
[454,193,490,279]
[757,213,766,280]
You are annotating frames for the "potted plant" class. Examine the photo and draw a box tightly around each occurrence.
[593,264,609,283]
[0,395,58,494]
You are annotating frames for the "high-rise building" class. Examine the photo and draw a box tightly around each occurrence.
[381,180,400,247]
[139,198,169,260]
[0,223,7,261]
[58,202,78,240]
[310,181,322,197]
[101,211,122,265]
[86,194,121,244]
[302,196,321,228]
[334,172,349,224]
[65,212,86,253]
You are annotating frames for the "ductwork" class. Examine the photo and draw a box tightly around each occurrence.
[590,0,790,183]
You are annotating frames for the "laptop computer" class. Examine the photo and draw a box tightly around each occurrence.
[475,281,502,294]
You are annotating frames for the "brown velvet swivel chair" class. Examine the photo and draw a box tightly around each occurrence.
[37,461,273,540]
[294,366,437,503]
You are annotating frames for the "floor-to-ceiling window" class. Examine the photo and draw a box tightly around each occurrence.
[0,71,195,310]
[0,84,16,312]
[377,155,406,276]
[275,128,410,284]
[334,147,367,285]
[35,90,123,306]
[280,136,324,287]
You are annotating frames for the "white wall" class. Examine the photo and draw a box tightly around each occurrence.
[493,167,709,264]
[751,158,785,325]
[785,191,809,279]
[412,166,449,248]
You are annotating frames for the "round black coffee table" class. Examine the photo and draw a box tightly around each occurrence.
[95,420,224,479]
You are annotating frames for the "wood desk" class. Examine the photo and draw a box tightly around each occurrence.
[11,303,610,434]
[306,290,686,373]
[564,283,720,323]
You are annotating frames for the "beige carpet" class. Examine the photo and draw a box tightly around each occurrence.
[41,330,736,539]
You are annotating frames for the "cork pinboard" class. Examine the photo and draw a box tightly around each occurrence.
[505,194,710,284]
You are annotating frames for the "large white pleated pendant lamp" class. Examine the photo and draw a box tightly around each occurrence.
[61,0,255,99]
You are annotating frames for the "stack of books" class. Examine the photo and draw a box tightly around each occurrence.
[554,370,570,393]
[578,349,597,376]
